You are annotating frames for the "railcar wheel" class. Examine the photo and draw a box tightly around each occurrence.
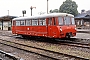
[65,33,71,39]
[66,35,70,39]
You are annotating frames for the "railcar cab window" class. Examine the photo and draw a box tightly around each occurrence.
[58,17,63,25]
[21,20,25,26]
[71,18,75,25]
[39,18,46,26]
[26,20,31,26]
[32,19,38,26]
[64,17,71,25]
[16,21,20,26]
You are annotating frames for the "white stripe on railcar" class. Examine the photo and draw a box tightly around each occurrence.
[13,13,74,21]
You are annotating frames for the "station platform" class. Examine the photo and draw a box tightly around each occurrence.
[77,29,90,33]
[72,29,90,39]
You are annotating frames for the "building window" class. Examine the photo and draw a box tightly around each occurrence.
[0,22,2,26]
[71,18,75,25]
[8,22,11,27]
[77,20,80,25]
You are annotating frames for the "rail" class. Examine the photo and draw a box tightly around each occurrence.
[0,50,21,60]
[0,39,89,60]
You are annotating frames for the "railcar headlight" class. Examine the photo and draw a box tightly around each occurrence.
[75,28,77,30]
[60,28,62,31]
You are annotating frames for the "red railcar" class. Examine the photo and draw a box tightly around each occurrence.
[12,13,76,38]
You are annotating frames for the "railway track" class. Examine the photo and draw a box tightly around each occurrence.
[0,39,89,60]
[0,50,21,60]
[55,38,90,49]
[2,35,90,49]
[0,34,90,59]
[1,34,90,48]
[77,31,90,33]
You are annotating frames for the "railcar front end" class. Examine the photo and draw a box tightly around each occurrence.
[56,16,76,38]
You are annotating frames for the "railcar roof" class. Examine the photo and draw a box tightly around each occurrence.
[13,13,74,20]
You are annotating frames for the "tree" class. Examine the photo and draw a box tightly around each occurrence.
[59,0,78,16]
[38,11,45,15]
[50,9,59,13]
[50,10,53,13]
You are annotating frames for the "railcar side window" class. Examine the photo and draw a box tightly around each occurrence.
[58,17,63,25]
[39,18,46,26]
[8,22,11,27]
[43,19,46,25]
[16,21,20,26]
[32,19,38,26]
[21,20,25,26]
[71,18,75,25]
[26,20,31,26]
[64,17,71,25]
[0,22,2,26]
[39,20,43,25]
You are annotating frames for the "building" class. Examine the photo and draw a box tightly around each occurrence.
[0,15,17,30]
[75,10,90,29]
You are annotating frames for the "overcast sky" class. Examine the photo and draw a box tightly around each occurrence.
[0,0,90,17]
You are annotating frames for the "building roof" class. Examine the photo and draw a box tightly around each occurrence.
[0,15,17,18]
[75,13,90,19]
[0,15,18,21]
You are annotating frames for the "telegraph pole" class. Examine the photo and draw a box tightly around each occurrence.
[7,10,9,16]
[47,0,49,14]
[30,6,36,16]
[22,10,26,17]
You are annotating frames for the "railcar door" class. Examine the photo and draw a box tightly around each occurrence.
[47,18,52,37]
[47,17,57,38]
